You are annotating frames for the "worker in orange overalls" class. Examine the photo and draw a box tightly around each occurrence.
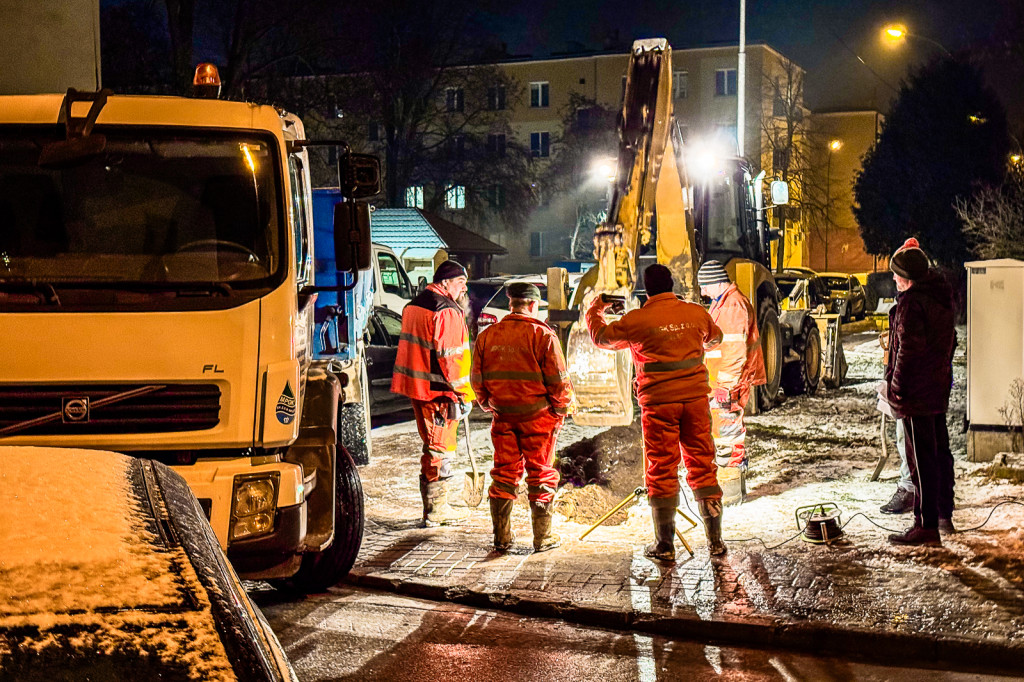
[587,264,726,559]
[472,282,576,553]
[392,260,475,527]
[697,260,766,506]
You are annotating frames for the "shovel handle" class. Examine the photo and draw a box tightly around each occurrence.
[463,416,479,477]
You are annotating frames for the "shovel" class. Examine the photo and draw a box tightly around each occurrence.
[461,416,485,507]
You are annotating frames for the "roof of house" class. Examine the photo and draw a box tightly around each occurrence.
[370,208,506,258]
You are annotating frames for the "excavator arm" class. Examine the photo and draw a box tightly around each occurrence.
[566,38,701,426]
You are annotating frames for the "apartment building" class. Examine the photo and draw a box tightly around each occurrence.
[489,43,810,273]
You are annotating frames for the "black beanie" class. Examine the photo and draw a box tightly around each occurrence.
[890,239,929,281]
[643,263,674,296]
[432,260,467,283]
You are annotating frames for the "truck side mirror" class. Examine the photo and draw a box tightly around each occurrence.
[339,153,382,199]
[334,202,372,271]
[770,179,789,206]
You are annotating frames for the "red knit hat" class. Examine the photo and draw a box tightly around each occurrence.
[890,238,928,280]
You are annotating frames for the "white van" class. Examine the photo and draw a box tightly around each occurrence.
[372,243,415,315]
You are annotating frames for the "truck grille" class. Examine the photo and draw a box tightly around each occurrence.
[0,384,221,435]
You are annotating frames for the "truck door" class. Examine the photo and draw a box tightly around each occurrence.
[375,248,414,315]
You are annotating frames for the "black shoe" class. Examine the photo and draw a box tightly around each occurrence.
[938,518,956,535]
[888,525,941,546]
[880,488,914,515]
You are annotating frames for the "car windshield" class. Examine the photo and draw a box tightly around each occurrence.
[487,283,548,310]
[0,127,282,293]
[821,276,849,290]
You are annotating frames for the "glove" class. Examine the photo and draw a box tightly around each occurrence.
[454,398,472,420]
[712,387,732,409]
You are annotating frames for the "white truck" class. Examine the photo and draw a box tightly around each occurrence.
[0,76,376,591]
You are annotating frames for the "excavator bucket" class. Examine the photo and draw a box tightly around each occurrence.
[566,291,635,426]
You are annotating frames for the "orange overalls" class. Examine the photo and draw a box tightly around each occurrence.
[706,284,766,468]
[587,293,724,501]
[471,313,575,504]
[392,284,475,482]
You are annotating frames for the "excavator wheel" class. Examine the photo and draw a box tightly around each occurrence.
[781,321,821,396]
[755,303,782,411]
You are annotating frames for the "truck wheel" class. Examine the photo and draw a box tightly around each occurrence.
[287,446,365,593]
[338,361,372,466]
[781,322,821,396]
[755,304,782,411]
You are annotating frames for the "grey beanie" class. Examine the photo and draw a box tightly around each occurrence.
[697,260,731,286]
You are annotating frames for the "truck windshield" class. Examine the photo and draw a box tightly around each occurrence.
[0,128,282,298]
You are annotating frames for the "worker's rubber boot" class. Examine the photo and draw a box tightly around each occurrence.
[490,497,516,552]
[644,496,678,561]
[698,498,727,556]
[422,477,468,528]
[718,466,745,506]
[530,500,561,552]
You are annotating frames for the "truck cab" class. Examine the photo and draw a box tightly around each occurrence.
[0,87,372,591]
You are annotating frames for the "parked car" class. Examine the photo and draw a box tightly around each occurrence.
[818,272,868,321]
[363,306,409,415]
[476,274,581,334]
[776,270,831,311]
[467,276,512,338]
[0,446,298,682]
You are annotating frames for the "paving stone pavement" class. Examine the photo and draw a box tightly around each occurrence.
[347,503,1024,672]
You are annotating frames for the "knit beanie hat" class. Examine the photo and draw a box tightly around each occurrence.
[697,260,731,287]
[507,282,542,301]
[432,260,467,283]
[890,238,929,281]
[643,263,674,296]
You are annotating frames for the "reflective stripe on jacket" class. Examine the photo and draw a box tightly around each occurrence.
[706,284,766,392]
[391,283,476,402]
[471,313,575,420]
[586,292,723,406]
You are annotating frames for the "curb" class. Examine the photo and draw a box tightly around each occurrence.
[347,570,1024,675]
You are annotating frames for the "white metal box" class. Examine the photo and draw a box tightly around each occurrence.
[965,258,1024,460]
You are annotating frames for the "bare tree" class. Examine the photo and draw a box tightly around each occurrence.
[956,163,1024,260]
[544,94,618,259]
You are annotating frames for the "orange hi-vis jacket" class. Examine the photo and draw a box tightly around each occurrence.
[392,283,475,402]
[587,292,723,406]
[471,313,575,421]
[706,284,766,393]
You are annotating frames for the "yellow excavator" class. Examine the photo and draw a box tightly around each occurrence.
[564,38,839,426]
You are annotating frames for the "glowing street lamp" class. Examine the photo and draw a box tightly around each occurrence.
[881,23,951,56]
[829,139,843,152]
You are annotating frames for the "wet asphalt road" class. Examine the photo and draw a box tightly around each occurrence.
[251,585,1016,682]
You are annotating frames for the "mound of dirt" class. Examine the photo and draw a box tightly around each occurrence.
[557,421,645,498]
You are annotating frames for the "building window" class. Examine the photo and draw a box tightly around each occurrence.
[529,231,545,257]
[672,71,688,99]
[530,131,550,158]
[773,95,787,117]
[530,81,549,108]
[405,186,424,209]
[368,122,383,142]
[447,135,465,158]
[488,84,506,110]
[487,133,506,157]
[446,87,464,112]
[487,184,505,209]
[445,185,465,210]
[715,68,737,96]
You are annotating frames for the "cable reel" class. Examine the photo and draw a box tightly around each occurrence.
[795,502,845,545]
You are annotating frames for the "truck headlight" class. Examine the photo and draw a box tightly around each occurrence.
[230,473,279,540]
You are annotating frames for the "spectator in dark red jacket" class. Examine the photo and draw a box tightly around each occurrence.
[883,238,956,546]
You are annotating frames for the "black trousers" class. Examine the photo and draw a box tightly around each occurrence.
[902,414,955,529]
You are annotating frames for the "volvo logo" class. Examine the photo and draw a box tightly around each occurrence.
[62,397,91,423]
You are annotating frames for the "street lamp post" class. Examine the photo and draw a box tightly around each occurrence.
[824,139,842,271]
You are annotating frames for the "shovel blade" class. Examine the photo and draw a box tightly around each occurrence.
[463,472,485,507]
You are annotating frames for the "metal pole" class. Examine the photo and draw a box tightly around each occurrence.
[825,152,831,271]
[737,0,746,157]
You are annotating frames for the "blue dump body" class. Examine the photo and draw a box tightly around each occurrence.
[312,189,373,361]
